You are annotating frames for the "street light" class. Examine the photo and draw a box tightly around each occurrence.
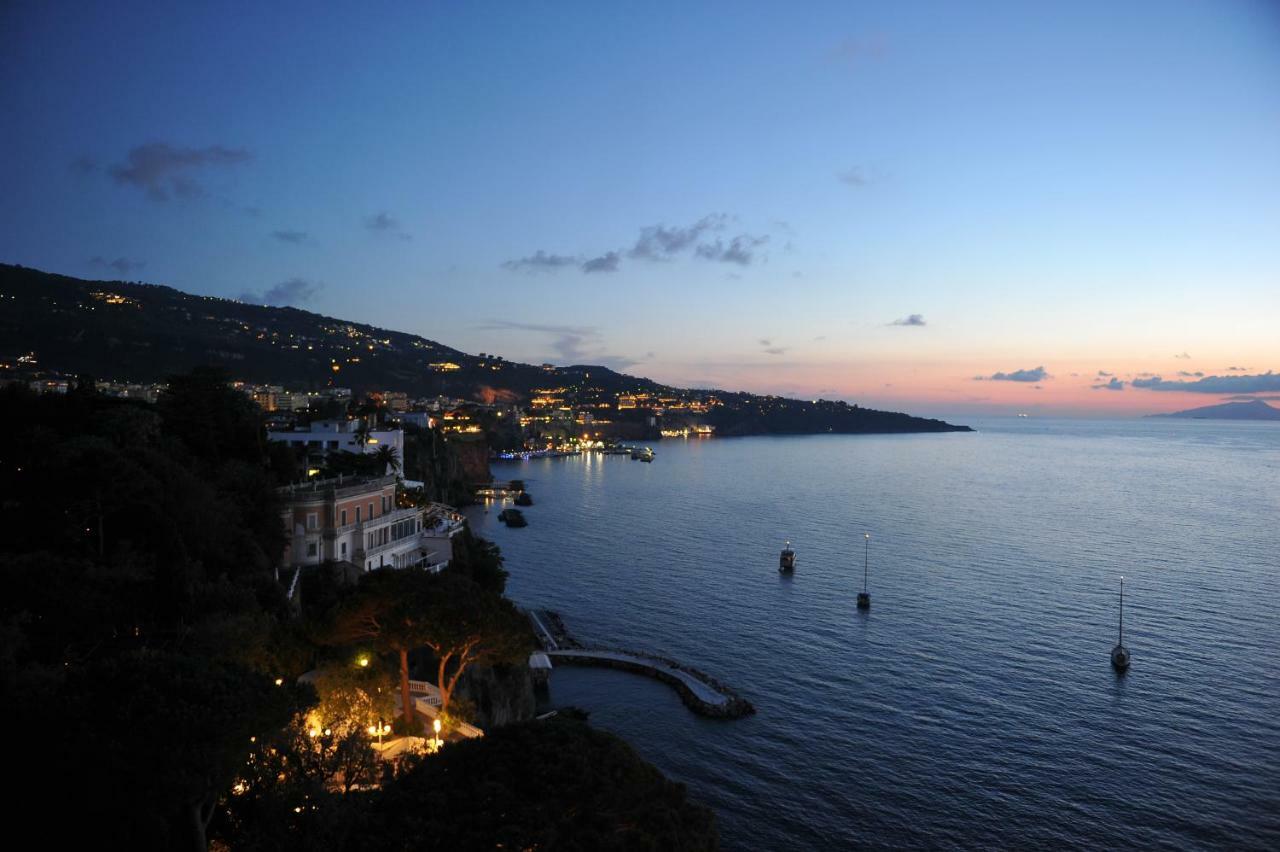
[433,718,443,751]
[357,655,370,668]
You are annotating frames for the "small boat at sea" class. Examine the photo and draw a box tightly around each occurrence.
[1111,576,1130,671]
[630,447,654,462]
[856,532,871,609]
[779,540,796,573]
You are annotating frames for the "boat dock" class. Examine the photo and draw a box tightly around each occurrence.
[526,609,753,719]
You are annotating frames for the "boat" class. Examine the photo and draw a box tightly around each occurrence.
[856,532,871,609]
[1110,576,1130,671]
[630,446,654,462]
[779,540,796,573]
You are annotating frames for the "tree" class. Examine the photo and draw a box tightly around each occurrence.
[373,444,401,476]
[416,573,532,717]
[360,715,719,851]
[324,569,441,729]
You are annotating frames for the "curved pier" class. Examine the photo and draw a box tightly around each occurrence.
[546,648,754,719]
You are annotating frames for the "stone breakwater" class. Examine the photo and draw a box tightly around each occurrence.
[534,610,754,720]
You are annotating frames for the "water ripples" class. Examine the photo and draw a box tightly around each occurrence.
[469,419,1280,849]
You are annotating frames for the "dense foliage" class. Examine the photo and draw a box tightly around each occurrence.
[1,371,717,849]
[363,715,719,851]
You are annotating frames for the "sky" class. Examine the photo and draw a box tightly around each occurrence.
[2,0,1278,418]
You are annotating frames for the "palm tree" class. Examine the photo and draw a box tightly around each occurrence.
[373,444,401,476]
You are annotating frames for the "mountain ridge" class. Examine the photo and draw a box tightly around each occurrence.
[1148,399,1280,421]
[0,263,971,434]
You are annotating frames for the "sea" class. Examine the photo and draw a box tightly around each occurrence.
[463,418,1280,850]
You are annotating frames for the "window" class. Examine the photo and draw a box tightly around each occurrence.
[355,506,361,523]
[340,509,347,526]
[368,501,375,518]
[340,542,347,557]
[306,512,318,530]
[306,542,317,557]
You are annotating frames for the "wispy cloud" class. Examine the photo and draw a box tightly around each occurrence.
[758,338,788,356]
[629,214,728,260]
[695,234,769,266]
[239,277,321,306]
[364,212,411,240]
[501,251,580,273]
[1226,366,1251,372]
[837,167,868,187]
[1177,370,1204,378]
[271,229,308,244]
[889,314,926,327]
[1131,372,1280,394]
[108,142,251,201]
[1097,370,1114,377]
[977,366,1049,383]
[827,34,888,66]
[477,319,646,370]
[1174,352,1191,359]
[89,256,145,275]
[581,251,621,274]
[1091,377,1125,391]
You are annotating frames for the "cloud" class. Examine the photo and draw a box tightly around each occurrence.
[1091,378,1125,391]
[501,251,581,273]
[629,214,728,260]
[827,35,888,66]
[239,277,321,306]
[89,256,145,275]
[757,338,788,356]
[271,229,308,244]
[1226,366,1251,372]
[837,168,867,187]
[889,314,926,327]
[581,251,621,274]
[1225,395,1280,402]
[477,319,643,369]
[1177,371,1204,378]
[70,156,98,175]
[1097,370,1114,377]
[1131,372,1280,394]
[696,234,769,265]
[364,212,412,240]
[108,142,251,201]
[978,366,1049,382]
[1175,352,1191,359]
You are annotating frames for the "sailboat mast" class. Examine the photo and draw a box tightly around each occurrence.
[863,533,869,593]
[1119,576,1124,645]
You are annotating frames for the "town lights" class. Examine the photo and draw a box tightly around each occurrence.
[433,718,443,750]
[357,655,370,667]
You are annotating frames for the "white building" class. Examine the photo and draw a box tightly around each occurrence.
[268,419,405,465]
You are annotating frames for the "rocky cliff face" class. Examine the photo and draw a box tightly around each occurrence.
[452,437,493,485]
[459,663,536,729]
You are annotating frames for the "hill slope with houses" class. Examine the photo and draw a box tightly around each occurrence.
[0,263,970,435]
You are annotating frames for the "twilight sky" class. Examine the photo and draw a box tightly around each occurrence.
[2,1,1278,417]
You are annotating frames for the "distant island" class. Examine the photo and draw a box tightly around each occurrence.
[1148,399,1280,421]
[0,263,971,436]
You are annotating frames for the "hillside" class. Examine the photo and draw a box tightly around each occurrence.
[0,263,970,434]
[1149,400,1280,421]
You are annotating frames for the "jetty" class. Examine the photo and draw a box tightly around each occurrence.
[527,610,754,719]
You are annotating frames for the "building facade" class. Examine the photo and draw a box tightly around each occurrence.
[278,474,445,572]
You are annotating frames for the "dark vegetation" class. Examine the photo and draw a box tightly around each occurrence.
[0,370,717,850]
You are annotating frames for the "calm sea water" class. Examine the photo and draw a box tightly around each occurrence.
[465,418,1280,850]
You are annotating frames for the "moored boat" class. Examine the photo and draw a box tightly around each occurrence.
[779,540,796,573]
